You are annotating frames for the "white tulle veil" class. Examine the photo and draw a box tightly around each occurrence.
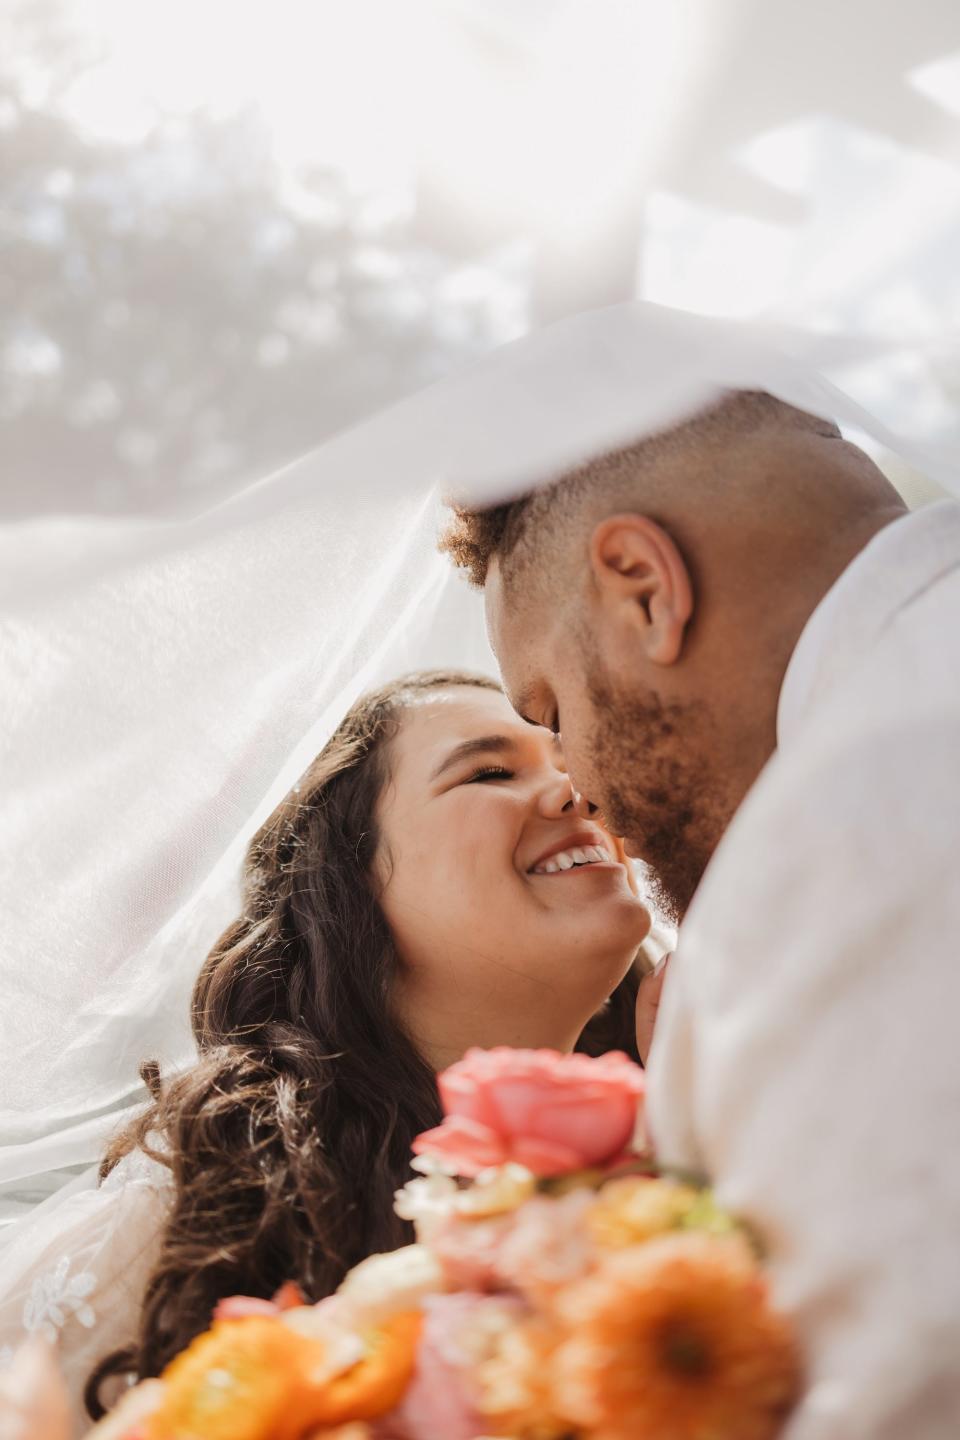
[2,1,960,1246]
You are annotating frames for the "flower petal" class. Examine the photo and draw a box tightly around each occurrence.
[506,1135,585,1178]
[412,1116,507,1177]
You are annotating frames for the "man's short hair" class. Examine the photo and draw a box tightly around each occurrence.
[439,390,839,588]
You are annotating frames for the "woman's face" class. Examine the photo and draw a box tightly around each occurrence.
[376,686,651,1064]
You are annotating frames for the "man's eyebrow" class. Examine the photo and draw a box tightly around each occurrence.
[429,734,516,783]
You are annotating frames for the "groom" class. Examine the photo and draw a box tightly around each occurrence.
[442,388,960,1438]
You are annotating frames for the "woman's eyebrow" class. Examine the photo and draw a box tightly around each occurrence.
[429,734,515,782]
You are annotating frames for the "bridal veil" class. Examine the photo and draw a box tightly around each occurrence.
[2,0,958,1259]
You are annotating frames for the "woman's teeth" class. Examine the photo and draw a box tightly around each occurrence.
[532,844,611,875]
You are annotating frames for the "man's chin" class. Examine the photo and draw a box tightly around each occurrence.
[622,840,707,925]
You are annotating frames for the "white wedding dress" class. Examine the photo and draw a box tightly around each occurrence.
[0,1151,170,1434]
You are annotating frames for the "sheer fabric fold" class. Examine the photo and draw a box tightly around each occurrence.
[2,303,958,1239]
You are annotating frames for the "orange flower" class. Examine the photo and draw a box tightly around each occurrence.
[147,1316,323,1440]
[302,1311,422,1427]
[147,1310,421,1440]
[553,1233,801,1440]
[302,1429,370,1440]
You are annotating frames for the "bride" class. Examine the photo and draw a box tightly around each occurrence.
[0,669,657,1429]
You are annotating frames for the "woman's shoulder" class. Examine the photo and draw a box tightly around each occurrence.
[0,1153,173,1433]
[99,1143,172,1195]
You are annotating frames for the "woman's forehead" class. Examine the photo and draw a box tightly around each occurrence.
[392,686,538,774]
[401,684,514,735]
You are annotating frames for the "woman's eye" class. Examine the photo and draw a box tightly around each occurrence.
[465,766,515,784]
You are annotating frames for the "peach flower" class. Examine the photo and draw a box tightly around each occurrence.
[431,1189,595,1304]
[586,1176,702,1248]
[413,1048,645,1178]
[476,1319,572,1440]
[374,1293,523,1440]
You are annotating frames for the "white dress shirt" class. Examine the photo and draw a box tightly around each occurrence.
[648,501,960,1440]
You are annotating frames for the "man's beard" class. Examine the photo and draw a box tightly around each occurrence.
[587,669,732,923]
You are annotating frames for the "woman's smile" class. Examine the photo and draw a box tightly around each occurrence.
[524,830,619,876]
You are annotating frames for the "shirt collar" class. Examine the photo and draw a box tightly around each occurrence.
[777,500,960,746]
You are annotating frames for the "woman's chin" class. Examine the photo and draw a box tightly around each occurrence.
[533,870,651,937]
[543,908,652,983]
[594,896,653,957]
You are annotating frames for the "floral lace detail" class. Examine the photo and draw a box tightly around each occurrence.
[21,1255,97,1343]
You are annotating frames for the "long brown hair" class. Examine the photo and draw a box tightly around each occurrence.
[87,670,640,1415]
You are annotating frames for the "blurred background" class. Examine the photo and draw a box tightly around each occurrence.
[2,0,959,518]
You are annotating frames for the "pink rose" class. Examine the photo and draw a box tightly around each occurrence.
[413,1048,645,1178]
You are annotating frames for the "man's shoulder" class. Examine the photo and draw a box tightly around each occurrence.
[684,646,960,979]
[779,516,960,749]
[766,560,960,831]
[679,548,960,987]
[727,695,958,883]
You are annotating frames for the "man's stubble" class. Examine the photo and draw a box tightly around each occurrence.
[586,667,733,923]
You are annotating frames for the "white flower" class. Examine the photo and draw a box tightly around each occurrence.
[22,1258,97,1343]
[395,1162,536,1240]
[453,1163,535,1219]
[394,1169,459,1240]
[410,1154,458,1177]
[336,1244,446,1327]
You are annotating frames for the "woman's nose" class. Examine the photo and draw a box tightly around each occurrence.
[537,772,578,817]
[536,772,600,819]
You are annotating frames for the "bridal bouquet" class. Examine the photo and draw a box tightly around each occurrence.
[30,1049,801,1440]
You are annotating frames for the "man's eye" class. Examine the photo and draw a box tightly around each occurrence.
[465,766,515,784]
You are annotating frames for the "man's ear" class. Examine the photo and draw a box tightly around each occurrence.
[589,514,693,665]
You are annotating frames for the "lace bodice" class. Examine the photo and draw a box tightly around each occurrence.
[0,1151,172,1437]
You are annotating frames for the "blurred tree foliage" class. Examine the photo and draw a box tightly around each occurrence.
[0,0,525,515]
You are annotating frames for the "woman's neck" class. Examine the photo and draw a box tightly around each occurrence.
[407,1012,584,1073]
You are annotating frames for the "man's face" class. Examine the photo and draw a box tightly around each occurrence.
[486,561,730,922]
